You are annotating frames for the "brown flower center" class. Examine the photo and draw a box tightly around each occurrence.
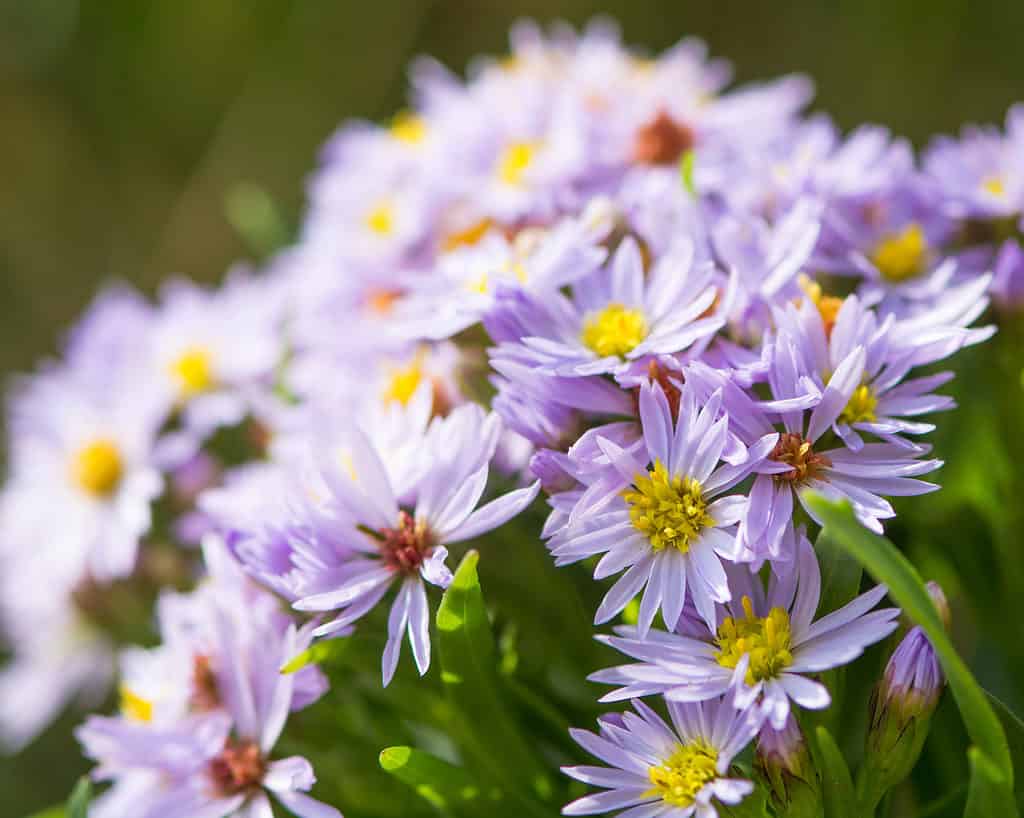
[633,110,695,166]
[191,655,220,711]
[208,738,266,796]
[770,433,831,485]
[379,511,434,575]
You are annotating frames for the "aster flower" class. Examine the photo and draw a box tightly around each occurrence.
[76,538,335,818]
[288,404,540,684]
[592,533,900,728]
[547,382,777,632]
[562,697,760,817]
[503,237,724,377]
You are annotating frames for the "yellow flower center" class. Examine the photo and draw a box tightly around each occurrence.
[383,353,425,406]
[716,596,794,684]
[982,176,1006,197]
[365,200,396,236]
[120,685,153,723]
[647,741,719,807]
[390,111,427,145]
[871,223,928,283]
[580,303,648,359]
[71,439,124,497]
[839,384,878,425]
[797,275,844,336]
[170,346,215,398]
[442,218,495,252]
[624,461,714,553]
[497,141,539,186]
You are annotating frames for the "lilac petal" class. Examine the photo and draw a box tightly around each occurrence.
[407,579,432,676]
[808,346,865,443]
[382,582,412,686]
[272,790,344,818]
[779,673,831,709]
[293,567,394,612]
[596,557,654,624]
[420,546,453,589]
[260,625,297,752]
[562,789,654,815]
[442,480,540,542]
[801,584,890,643]
[263,756,316,793]
[560,765,646,789]
[639,382,673,466]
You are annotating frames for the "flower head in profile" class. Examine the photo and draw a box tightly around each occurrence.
[291,404,539,684]
[547,382,777,633]
[562,696,760,817]
[593,533,900,728]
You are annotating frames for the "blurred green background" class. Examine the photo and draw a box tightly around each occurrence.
[2,0,1023,814]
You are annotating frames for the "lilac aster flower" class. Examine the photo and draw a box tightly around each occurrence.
[505,237,724,377]
[562,697,760,817]
[76,538,336,818]
[592,533,900,729]
[290,404,540,684]
[547,382,777,632]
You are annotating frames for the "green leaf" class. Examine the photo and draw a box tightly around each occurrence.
[964,747,1008,818]
[67,778,91,818]
[379,746,492,817]
[225,182,290,257]
[679,150,696,195]
[814,527,863,616]
[280,638,347,674]
[806,494,1017,813]
[26,809,64,818]
[986,691,1024,812]
[811,725,854,818]
[435,551,552,814]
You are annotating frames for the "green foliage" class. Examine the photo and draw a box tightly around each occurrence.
[807,494,1019,817]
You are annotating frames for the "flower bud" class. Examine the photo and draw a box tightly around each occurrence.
[856,582,948,811]
[754,714,822,818]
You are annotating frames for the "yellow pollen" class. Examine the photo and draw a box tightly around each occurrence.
[623,461,714,553]
[982,176,1006,197]
[120,685,154,723]
[71,439,124,497]
[797,274,844,333]
[383,352,426,406]
[497,141,539,186]
[365,201,396,236]
[716,596,794,684]
[871,223,928,283]
[580,303,648,359]
[390,111,427,145]
[170,346,215,398]
[646,741,719,807]
[839,384,878,425]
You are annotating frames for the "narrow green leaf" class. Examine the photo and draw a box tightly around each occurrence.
[379,746,490,817]
[680,150,696,195]
[280,639,346,674]
[964,747,1008,818]
[806,494,1016,810]
[66,778,91,818]
[435,551,552,813]
[985,690,1024,812]
[812,726,854,818]
[26,809,64,818]
[814,527,863,616]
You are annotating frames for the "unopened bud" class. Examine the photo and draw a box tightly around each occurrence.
[755,714,822,818]
[857,582,948,812]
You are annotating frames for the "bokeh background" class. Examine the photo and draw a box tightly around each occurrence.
[2,0,1023,814]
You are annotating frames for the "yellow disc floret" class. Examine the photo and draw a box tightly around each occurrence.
[982,176,1006,197]
[383,352,425,406]
[390,111,427,145]
[497,141,538,186]
[170,346,215,398]
[716,596,794,684]
[871,223,928,283]
[72,439,124,497]
[580,303,648,359]
[839,384,878,425]
[365,200,396,236]
[647,741,719,807]
[624,461,714,553]
[120,685,154,723]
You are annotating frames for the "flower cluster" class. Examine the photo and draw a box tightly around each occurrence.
[0,18,1014,818]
